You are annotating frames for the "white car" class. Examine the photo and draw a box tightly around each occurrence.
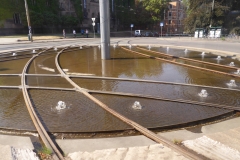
[135,30,145,37]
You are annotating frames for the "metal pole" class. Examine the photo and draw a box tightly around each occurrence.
[131,27,132,37]
[99,0,110,60]
[210,0,215,27]
[161,26,162,37]
[24,0,33,41]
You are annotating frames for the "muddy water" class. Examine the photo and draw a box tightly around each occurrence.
[61,47,239,87]
[92,94,231,129]
[0,89,34,130]
[27,76,72,88]
[0,58,30,74]
[71,78,240,107]
[0,76,21,86]
[28,89,131,132]
[0,46,238,132]
[133,47,238,74]
[151,47,240,67]
[28,53,60,74]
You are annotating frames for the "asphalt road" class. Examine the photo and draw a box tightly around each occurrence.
[0,37,240,55]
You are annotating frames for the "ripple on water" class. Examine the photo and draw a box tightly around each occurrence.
[72,78,240,107]
[92,94,231,128]
[0,89,34,131]
[28,89,131,132]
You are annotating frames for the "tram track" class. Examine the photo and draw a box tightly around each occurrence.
[0,44,238,159]
[21,48,64,160]
[122,47,240,78]
[55,47,202,160]
[0,83,238,111]
[68,75,240,92]
[137,46,240,71]
[88,90,238,111]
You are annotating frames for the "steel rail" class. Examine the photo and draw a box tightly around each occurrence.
[26,74,62,77]
[0,47,66,63]
[137,47,240,71]
[13,85,239,111]
[0,48,44,55]
[0,86,20,89]
[122,47,240,78]
[28,86,75,91]
[88,90,238,111]
[2,73,239,93]
[55,48,202,160]
[69,75,240,92]
[0,74,21,76]
[21,48,64,160]
[0,54,33,62]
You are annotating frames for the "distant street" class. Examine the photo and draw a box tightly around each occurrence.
[0,37,240,55]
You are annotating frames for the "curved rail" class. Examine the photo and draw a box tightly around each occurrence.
[122,47,240,78]
[55,47,202,160]
[21,48,64,159]
[1,84,236,111]
[88,90,238,111]
[137,46,240,71]
[69,75,240,92]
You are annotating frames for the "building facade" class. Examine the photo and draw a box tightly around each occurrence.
[163,0,186,35]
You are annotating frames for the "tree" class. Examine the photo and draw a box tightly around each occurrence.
[184,0,229,33]
[142,0,170,22]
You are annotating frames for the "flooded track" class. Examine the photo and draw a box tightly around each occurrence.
[1,43,240,159]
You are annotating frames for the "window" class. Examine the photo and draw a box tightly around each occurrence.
[168,20,172,24]
[169,12,172,17]
[169,4,172,9]
[13,13,21,24]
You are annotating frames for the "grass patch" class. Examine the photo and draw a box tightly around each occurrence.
[173,139,183,145]
[37,146,52,159]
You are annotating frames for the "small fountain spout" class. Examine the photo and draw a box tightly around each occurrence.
[217,56,221,60]
[229,62,235,66]
[132,101,142,110]
[32,50,36,53]
[235,69,240,75]
[56,101,67,111]
[201,52,205,55]
[198,89,208,97]
[227,79,237,87]
[54,47,58,51]
[12,53,17,56]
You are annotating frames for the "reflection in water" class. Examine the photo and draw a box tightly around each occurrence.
[61,47,239,87]
[1,46,239,132]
